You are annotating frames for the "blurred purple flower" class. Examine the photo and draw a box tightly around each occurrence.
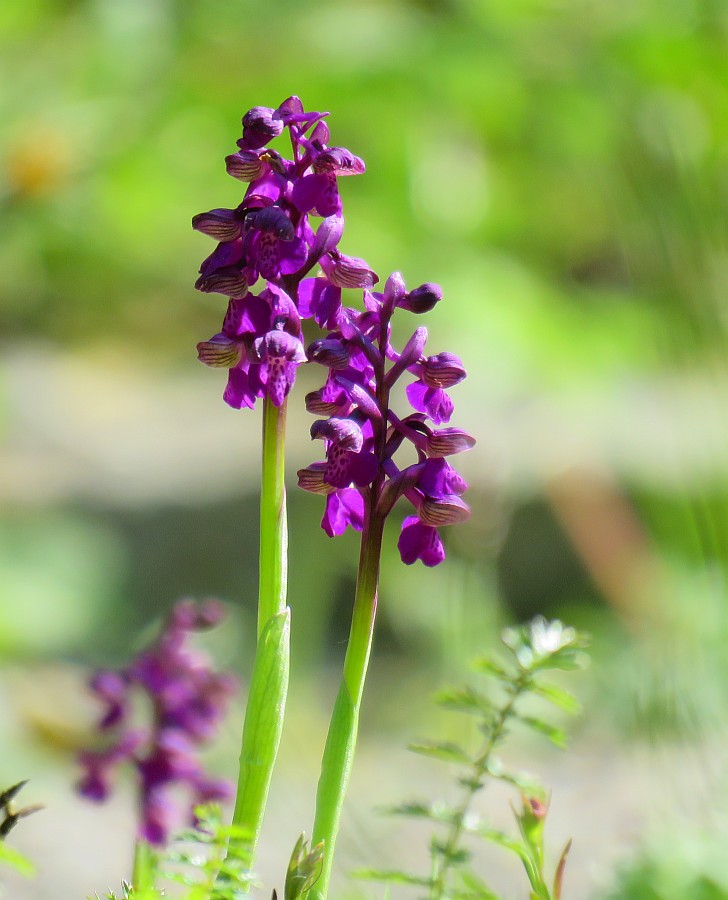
[77,599,236,846]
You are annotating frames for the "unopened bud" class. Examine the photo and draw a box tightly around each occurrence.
[399,282,442,314]
[241,106,284,150]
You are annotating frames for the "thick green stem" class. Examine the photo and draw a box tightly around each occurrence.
[229,397,290,870]
[132,840,157,897]
[307,512,385,900]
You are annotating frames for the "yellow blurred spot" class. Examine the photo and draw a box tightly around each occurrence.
[5,128,73,198]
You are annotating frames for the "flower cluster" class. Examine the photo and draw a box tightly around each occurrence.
[194,97,374,409]
[297,272,475,566]
[77,600,237,845]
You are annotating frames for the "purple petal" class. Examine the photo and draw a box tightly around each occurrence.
[406,381,454,425]
[298,278,342,328]
[322,489,365,537]
[224,367,257,409]
[398,516,446,567]
[419,458,467,498]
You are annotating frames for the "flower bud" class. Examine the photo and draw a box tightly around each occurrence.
[195,267,248,298]
[421,352,466,388]
[399,282,443,314]
[419,495,471,527]
[310,417,363,452]
[307,338,350,369]
[241,106,284,149]
[426,427,476,457]
[192,209,242,242]
[225,150,264,181]
[383,271,407,307]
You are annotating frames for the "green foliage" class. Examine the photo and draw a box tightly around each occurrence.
[0,841,35,879]
[163,805,255,899]
[282,834,324,900]
[354,617,588,900]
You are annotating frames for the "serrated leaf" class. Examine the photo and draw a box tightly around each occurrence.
[386,801,457,825]
[484,763,543,797]
[532,681,581,714]
[352,868,432,887]
[430,838,470,866]
[408,741,471,765]
[471,655,512,680]
[434,686,492,716]
[518,716,568,748]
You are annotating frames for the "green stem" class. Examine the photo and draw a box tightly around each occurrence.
[307,510,385,900]
[429,671,531,900]
[132,840,156,897]
[229,397,290,870]
[258,396,288,635]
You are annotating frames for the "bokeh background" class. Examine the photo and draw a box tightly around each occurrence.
[2,0,728,896]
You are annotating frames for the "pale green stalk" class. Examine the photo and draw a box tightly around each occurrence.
[230,396,290,862]
[307,511,385,900]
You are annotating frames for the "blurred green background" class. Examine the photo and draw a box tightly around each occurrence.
[2,0,728,896]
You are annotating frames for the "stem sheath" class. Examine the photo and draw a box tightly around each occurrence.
[229,397,290,866]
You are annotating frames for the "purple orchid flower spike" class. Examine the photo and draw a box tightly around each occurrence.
[298,271,474,566]
[193,99,375,412]
[77,599,236,846]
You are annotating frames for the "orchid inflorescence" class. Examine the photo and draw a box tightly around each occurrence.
[78,600,236,846]
[194,96,475,565]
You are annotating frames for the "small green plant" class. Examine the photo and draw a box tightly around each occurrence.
[355,617,589,899]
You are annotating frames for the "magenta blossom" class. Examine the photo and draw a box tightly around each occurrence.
[77,600,236,846]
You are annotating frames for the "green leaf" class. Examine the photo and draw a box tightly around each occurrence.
[434,685,492,716]
[518,715,568,748]
[386,800,457,825]
[457,869,499,900]
[408,740,471,765]
[471,655,512,680]
[233,608,290,849]
[553,838,573,900]
[0,841,34,877]
[352,868,432,887]
[532,681,581,714]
